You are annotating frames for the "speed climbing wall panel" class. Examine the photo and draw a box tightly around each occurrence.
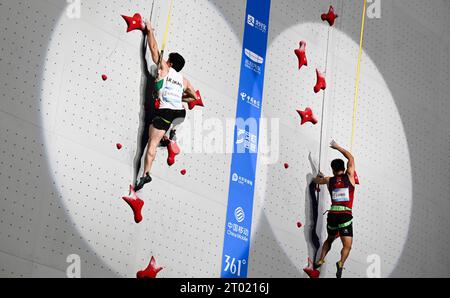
[249,0,450,278]
[1,0,239,278]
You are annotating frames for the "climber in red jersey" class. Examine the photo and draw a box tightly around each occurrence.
[312,140,356,278]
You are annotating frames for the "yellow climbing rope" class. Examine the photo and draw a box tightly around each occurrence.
[160,0,175,61]
[350,0,367,152]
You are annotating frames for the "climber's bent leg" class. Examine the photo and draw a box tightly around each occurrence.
[315,235,336,269]
[327,212,353,278]
[144,124,167,174]
[134,123,166,191]
[336,215,353,269]
[339,236,353,264]
[167,114,185,143]
[336,236,353,278]
[157,110,186,147]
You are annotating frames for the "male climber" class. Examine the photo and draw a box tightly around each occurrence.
[312,140,356,278]
[134,20,199,191]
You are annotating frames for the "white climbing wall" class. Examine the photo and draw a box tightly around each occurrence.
[0,0,449,278]
[249,0,450,278]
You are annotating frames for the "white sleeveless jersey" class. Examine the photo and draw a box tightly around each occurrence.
[158,68,185,110]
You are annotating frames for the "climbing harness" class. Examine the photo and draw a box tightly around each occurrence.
[325,206,353,231]
[323,205,352,215]
[327,219,353,230]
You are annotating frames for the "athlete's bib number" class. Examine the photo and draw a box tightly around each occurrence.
[163,89,179,99]
[332,188,350,202]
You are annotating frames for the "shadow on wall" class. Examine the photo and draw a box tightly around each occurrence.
[249,214,303,277]
[304,153,321,265]
[133,34,158,182]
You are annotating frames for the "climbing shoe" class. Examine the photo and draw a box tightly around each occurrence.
[336,261,344,279]
[159,136,170,147]
[134,173,152,192]
[169,129,177,141]
[313,260,325,270]
[160,130,176,147]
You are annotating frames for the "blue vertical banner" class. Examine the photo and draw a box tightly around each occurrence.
[221,0,271,278]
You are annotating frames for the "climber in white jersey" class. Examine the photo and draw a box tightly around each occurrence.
[135,20,199,191]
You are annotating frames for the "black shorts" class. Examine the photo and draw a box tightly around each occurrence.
[152,108,186,132]
[327,213,353,237]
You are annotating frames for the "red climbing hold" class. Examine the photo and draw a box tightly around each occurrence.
[102,74,108,81]
[294,41,308,70]
[167,140,180,166]
[187,90,204,110]
[314,69,326,93]
[116,143,122,150]
[155,99,161,110]
[303,257,320,278]
[122,185,144,223]
[297,221,303,228]
[136,256,163,279]
[284,163,289,169]
[121,13,146,33]
[297,108,318,125]
[354,171,360,185]
[180,169,187,175]
[321,6,338,26]
[304,267,320,279]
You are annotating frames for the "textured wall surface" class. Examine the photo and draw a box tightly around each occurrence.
[0,0,449,278]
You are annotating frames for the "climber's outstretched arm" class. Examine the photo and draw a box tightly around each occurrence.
[330,140,355,177]
[145,20,168,73]
[313,173,330,185]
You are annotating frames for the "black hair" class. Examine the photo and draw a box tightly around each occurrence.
[331,159,345,173]
[168,52,185,72]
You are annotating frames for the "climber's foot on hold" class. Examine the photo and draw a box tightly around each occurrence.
[303,267,320,279]
[159,136,170,147]
[160,130,177,147]
[135,173,152,192]
[336,261,344,279]
[313,260,324,270]
[169,129,177,141]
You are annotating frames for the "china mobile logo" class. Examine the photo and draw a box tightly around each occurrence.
[234,207,245,223]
